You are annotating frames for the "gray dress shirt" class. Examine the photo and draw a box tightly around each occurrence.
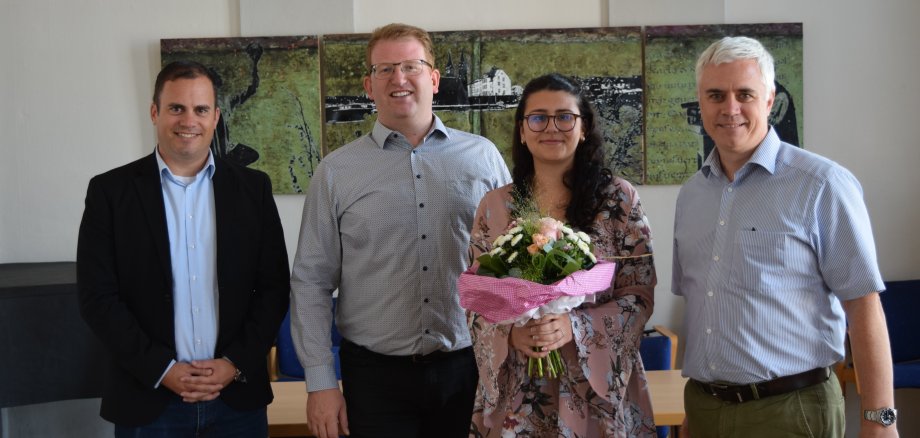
[291,116,511,391]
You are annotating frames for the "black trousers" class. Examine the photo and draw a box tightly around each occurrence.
[340,339,478,438]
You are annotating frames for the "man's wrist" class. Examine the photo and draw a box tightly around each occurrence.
[863,407,897,427]
[221,356,246,383]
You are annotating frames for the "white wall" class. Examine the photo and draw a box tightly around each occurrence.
[2,0,919,434]
[4,0,917,330]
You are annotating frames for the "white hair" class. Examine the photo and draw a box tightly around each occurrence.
[695,36,776,93]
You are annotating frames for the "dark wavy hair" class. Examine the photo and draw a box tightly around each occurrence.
[511,73,612,233]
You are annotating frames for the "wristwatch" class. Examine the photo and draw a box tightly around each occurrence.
[232,366,247,383]
[864,407,897,426]
[222,356,247,383]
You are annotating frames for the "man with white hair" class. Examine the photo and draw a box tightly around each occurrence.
[672,36,897,437]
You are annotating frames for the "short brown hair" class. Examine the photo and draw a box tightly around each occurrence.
[153,61,218,109]
[366,23,436,71]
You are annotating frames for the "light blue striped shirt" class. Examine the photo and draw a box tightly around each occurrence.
[156,149,219,364]
[672,128,884,384]
[290,116,511,392]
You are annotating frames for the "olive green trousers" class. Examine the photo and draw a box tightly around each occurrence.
[683,372,844,438]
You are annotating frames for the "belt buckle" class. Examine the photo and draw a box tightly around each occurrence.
[708,382,729,398]
[707,383,755,403]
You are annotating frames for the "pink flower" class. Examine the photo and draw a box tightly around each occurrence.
[538,217,563,240]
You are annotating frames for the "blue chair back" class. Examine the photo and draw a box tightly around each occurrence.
[640,334,673,371]
[880,280,920,388]
[640,327,675,438]
[276,298,341,380]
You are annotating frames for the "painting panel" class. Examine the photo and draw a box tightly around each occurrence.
[644,23,803,184]
[321,31,480,153]
[161,36,322,194]
[477,28,645,184]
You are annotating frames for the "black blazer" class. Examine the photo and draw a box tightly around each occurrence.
[77,153,289,426]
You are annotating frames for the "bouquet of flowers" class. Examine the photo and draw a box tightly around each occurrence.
[459,215,616,378]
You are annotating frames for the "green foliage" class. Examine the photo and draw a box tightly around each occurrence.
[476,211,596,285]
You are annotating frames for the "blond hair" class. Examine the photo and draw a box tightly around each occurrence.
[366,23,436,70]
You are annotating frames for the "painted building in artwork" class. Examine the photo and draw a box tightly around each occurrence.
[468,67,521,96]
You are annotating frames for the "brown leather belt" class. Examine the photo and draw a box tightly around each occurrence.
[693,367,831,403]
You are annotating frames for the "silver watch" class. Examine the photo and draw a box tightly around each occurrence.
[864,407,897,426]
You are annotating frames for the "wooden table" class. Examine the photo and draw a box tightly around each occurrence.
[268,370,687,437]
[267,381,321,437]
[647,369,688,426]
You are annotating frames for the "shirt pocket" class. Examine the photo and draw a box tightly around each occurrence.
[729,230,787,293]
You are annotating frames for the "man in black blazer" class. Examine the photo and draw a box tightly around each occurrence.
[77,61,289,436]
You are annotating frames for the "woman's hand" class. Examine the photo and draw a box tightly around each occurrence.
[509,313,573,358]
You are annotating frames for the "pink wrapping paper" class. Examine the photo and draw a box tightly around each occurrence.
[458,260,616,323]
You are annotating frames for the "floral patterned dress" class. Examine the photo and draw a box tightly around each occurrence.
[468,179,657,438]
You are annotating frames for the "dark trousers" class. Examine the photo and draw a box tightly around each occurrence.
[113,395,267,438]
[340,339,478,438]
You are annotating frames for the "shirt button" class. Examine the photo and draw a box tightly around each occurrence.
[706,328,712,334]
[419,203,425,208]
[422,266,428,271]
[421,234,427,239]
[707,291,714,297]
[416,174,421,179]
[719,220,725,226]
[424,329,430,334]
[727,187,733,193]
[191,275,197,281]
[424,298,429,303]
[710,364,716,370]
[713,255,720,261]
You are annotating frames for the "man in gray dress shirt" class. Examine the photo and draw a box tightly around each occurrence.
[290,23,510,438]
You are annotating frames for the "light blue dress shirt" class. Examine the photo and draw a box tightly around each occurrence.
[672,128,884,384]
[156,149,219,365]
[290,116,511,392]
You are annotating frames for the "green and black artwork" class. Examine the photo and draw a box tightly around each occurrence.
[161,23,801,191]
[321,28,644,183]
[645,23,803,184]
[161,36,321,194]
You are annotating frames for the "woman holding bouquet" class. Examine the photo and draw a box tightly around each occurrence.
[467,73,657,437]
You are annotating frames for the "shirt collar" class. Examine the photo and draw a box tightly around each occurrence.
[155,146,216,181]
[701,127,781,178]
[369,115,450,149]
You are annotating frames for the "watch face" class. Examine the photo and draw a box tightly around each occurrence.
[879,408,896,426]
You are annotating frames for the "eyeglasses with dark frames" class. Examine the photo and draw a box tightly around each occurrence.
[369,59,434,79]
[522,113,582,132]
